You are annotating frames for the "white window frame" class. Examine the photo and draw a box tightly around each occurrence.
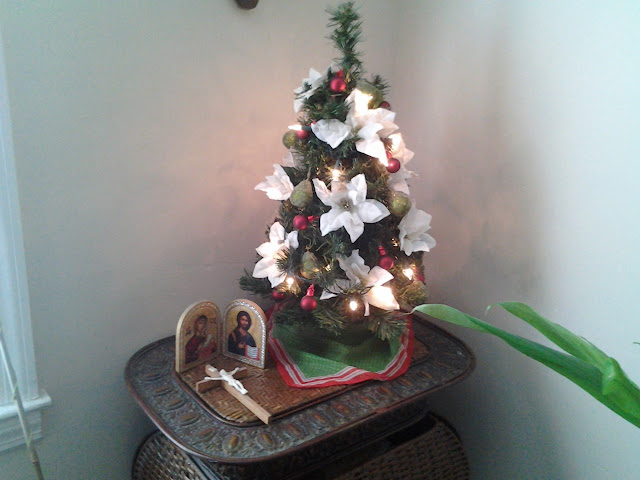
[0,25,51,452]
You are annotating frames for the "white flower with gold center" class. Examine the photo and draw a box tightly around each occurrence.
[252,222,299,287]
[312,174,390,243]
[320,249,399,315]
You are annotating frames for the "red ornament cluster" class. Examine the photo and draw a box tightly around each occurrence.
[293,215,317,231]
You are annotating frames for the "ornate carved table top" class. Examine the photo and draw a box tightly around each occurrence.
[125,315,474,466]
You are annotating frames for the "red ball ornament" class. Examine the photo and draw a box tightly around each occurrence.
[296,128,310,140]
[417,273,426,283]
[272,290,286,301]
[379,101,391,109]
[300,295,317,311]
[293,214,309,230]
[329,77,347,93]
[386,158,401,173]
[300,284,318,311]
[379,255,394,270]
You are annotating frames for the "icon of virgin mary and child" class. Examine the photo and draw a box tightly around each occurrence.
[185,315,217,364]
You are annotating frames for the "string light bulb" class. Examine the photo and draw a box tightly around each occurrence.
[403,268,414,280]
[286,276,295,287]
[332,168,342,181]
[349,299,359,311]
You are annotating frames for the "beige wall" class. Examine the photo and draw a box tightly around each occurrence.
[393,1,640,479]
[2,1,640,479]
[0,2,397,478]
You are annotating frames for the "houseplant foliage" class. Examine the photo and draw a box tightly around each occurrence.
[240,3,434,345]
[415,302,640,428]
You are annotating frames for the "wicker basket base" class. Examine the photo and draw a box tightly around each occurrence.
[132,413,469,480]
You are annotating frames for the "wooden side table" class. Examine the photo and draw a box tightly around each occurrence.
[125,315,474,480]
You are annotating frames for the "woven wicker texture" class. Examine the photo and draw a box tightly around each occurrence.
[334,415,469,480]
[132,432,205,480]
[178,338,430,424]
[131,413,468,480]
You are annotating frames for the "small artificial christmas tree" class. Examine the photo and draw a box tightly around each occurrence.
[240,2,435,385]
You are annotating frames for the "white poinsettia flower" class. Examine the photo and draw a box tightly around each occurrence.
[254,164,294,201]
[388,166,415,195]
[312,173,390,243]
[311,119,352,149]
[253,222,299,287]
[344,89,398,164]
[320,249,399,315]
[398,206,436,255]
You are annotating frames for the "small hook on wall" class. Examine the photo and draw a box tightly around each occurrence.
[236,0,259,9]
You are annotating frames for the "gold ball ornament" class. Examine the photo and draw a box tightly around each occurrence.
[282,130,298,149]
[290,179,313,208]
[388,191,412,217]
[300,251,322,279]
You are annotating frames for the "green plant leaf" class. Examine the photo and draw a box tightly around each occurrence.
[414,303,640,428]
[494,302,609,369]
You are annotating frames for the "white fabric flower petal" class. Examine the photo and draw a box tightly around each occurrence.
[388,166,414,195]
[254,164,294,200]
[366,286,400,312]
[312,174,390,243]
[355,199,389,224]
[281,151,296,167]
[311,119,352,149]
[398,207,436,256]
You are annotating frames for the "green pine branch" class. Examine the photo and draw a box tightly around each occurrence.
[327,1,364,82]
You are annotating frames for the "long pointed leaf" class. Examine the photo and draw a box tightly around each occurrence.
[495,302,609,368]
[414,304,640,428]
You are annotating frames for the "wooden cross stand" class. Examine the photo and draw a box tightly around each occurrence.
[195,365,272,425]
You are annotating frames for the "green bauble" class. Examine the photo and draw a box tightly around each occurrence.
[356,81,383,108]
[300,251,322,279]
[282,130,297,149]
[389,191,412,217]
[290,179,313,208]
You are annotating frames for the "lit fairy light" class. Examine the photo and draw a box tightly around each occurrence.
[332,168,342,181]
[403,268,414,280]
[286,276,295,287]
[349,299,358,311]
[288,124,304,131]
